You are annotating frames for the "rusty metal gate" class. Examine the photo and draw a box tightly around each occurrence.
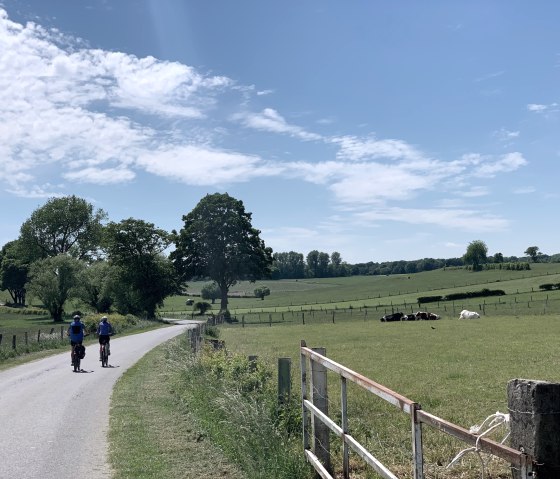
[300,340,533,479]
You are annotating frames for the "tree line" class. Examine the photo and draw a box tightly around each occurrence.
[271,242,557,279]
[2,195,557,322]
[0,193,272,320]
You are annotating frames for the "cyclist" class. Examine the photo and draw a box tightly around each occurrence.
[97,315,114,361]
[67,314,86,366]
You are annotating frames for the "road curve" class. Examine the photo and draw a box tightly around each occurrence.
[0,320,198,479]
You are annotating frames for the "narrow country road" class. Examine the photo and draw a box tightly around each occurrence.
[0,320,198,479]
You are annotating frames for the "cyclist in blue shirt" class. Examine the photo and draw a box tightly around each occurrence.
[97,316,113,361]
[67,314,86,365]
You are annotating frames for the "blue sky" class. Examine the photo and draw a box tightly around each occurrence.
[0,1,558,263]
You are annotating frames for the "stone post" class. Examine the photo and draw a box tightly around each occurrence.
[508,379,560,478]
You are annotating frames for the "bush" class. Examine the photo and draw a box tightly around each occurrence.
[417,295,443,304]
[444,289,506,301]
[174,343,311,478]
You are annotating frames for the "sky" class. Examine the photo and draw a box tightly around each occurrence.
[0,1,559,264]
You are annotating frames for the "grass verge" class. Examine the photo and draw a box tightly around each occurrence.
[110,334,313,479]
[109,336,246,479]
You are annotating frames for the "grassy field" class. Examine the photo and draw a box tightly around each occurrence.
[161,265,560,477]
[216,313,559,477]
[162,264,560,321]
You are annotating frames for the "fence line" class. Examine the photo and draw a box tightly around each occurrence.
[0,326,66,349]
[300,341,533,479]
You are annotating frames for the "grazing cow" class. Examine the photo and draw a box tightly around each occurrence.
[459,309,480,319]
[381,312,405,322]
[405,314,417,321]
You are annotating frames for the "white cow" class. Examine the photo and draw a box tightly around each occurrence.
[459,309,480,319]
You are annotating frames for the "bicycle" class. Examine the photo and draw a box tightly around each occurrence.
[99,333,114,368]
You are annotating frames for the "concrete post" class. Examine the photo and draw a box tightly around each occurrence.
[508,378,560,478]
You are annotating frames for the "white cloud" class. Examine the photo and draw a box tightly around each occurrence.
[63,167,136,184]
[472,152,527,177]
[256,89,274,96]
[527,103,550,112]
[355,207,509,232]
[493,128,520,142]
[331,135,424,162]
[136,145,283,186]
[234,108,322,141]
[458,186,489,198]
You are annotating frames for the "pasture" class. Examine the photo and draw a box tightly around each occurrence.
[218,313,560,477]
[170,265,560,477]
[161,263,560,319]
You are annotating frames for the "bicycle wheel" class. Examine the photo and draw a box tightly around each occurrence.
[101,346,108,367]
[73,355,80,372]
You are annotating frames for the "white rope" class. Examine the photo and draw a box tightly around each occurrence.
[446,412,510,479]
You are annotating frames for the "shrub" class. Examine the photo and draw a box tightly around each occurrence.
[417,295,443,304]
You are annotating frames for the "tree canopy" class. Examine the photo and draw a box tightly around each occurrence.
[171,193,273,312]
[524,246,540,262]
[19,195,106,260]
[26,255,84,321]
[104,218,178,319]
[463,240,488,271]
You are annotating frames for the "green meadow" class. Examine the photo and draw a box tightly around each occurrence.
[161,264,560,477]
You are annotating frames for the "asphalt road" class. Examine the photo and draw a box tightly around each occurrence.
[0,321,196,479]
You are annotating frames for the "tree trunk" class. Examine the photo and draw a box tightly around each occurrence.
[53,306,64,322]
[220,288,229,312]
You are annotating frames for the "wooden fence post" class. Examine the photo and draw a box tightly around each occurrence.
[508,379,558,478]
[0,333,2,346]
[278,358,291,406]
[12,335,16,349]
[61,326,64,339]
[37,330,41,342]
[25,332,28,345]
[311,347,331,474]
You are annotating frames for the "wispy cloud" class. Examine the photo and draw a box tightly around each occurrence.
[233,108,322,141]
[354,207,509,232]
[513,186,535,194]
[493,127,520,142]
[475,71,505,82]
[527,102,558,113]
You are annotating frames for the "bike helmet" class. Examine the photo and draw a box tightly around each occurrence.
[73,314,81,320]
[101,316,108,321]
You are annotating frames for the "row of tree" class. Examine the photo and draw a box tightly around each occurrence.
[271,243,554,279]
[1,193,273,320]
[1,194,555,321]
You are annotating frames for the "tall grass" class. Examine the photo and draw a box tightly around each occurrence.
[166,336,313,479]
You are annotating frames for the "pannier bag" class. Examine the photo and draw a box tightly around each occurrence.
[75,344,86,359]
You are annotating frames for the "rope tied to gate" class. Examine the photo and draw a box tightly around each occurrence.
[446,412,510,479]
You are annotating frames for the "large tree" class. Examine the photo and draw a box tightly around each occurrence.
[26,255,84,321]
[104,218,178,319]
[19,195,107,260]
[77,261,114,313]
[171,193,273,312]
[1,240,30,305]
[463,240,488,271]
[524,246,540,262]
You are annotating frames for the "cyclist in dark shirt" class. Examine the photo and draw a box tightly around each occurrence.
[97,316,113,361]
[67,314,86,366]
